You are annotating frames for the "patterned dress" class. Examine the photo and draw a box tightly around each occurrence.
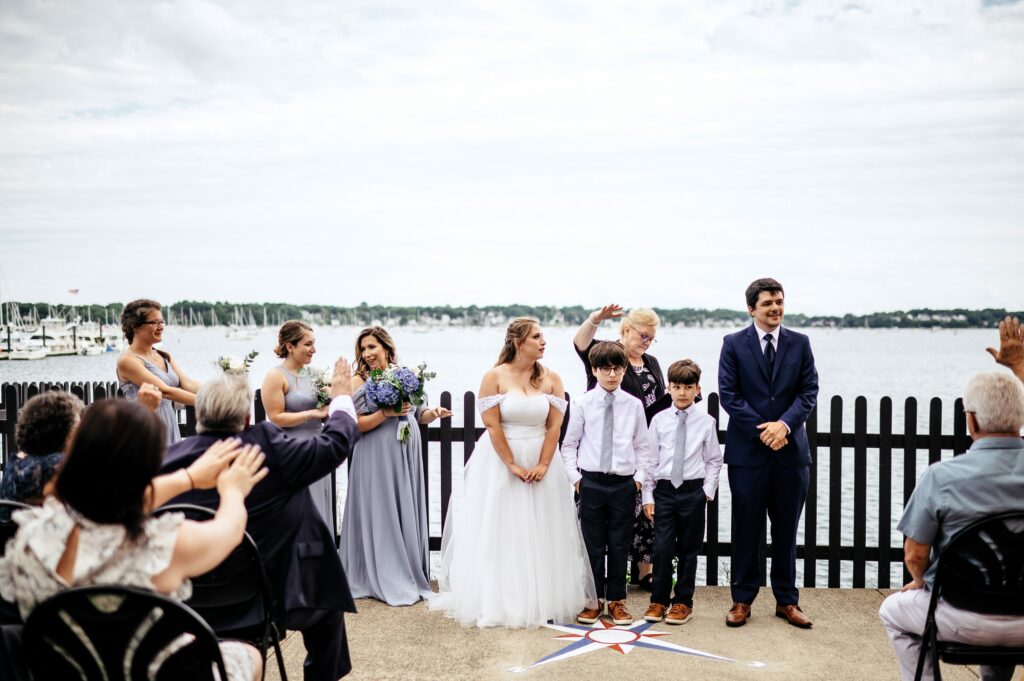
[0,498,256,681]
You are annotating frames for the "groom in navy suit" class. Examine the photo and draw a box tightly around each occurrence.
[718,278,818,629]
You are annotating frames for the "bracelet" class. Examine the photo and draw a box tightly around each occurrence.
[184,468,195,490]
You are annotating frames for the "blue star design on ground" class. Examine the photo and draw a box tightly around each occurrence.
[508,619,766,673]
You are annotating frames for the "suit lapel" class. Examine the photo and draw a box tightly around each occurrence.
[774,326,791,378]
[744,324,770,382]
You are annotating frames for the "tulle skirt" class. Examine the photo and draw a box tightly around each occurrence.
[430,431,597,628]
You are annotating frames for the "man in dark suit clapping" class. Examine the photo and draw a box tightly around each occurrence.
[718,278,819,629]
[161,358,360,680]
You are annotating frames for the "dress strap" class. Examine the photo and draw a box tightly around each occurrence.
[476,394,506,414]
[544,394,568,414]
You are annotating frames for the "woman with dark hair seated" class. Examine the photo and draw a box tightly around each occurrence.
[0,391,83,515]
[0,400,268,681]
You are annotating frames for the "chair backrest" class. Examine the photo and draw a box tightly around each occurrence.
[935,510,1024,616]
[154,503,270,633]
[23,584,228,681]
[0,500,32,554]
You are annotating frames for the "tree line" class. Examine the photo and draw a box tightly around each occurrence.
[6,301,1023,329]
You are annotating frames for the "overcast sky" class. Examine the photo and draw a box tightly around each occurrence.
[1,0,1022,315]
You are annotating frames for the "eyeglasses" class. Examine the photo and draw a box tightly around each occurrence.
[596,366,625,376]
[628,325,657,345]
[141,320,166,327]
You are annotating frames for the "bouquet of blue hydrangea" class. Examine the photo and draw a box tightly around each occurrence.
[365,362,436,442]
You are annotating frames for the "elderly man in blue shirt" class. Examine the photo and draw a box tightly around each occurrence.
[879,360,1024,681]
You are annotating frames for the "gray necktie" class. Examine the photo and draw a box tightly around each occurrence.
[671,410,689,488]
[600,391,615,472]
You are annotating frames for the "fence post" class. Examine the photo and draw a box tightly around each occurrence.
[803,404,818,587]
[439,391,453,529]
[902,397,918,585]
[828,395,843,588]
[706,392,721,587]
[878,397,893,589]
[853,396,867,588]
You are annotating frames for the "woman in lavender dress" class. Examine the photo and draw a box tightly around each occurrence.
[116,299,201,446]
[339,326,451,606]
[260,321,335,535]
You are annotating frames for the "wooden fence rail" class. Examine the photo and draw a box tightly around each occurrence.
[0,381,977,589]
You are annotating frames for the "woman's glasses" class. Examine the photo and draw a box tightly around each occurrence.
[628,325,657,345]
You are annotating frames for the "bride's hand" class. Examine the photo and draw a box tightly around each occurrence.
[525,463,549,483]
[508,463,530,482]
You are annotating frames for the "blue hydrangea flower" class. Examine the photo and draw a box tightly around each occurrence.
[395,367,420,394]
[367,379,400,407]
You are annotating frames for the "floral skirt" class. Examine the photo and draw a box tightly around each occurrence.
[630,489,654,564]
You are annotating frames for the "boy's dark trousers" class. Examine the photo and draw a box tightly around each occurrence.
[579,470,636,602]
[651,478,706,607]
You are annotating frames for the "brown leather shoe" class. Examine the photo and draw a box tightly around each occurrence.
[608,600,633,625]
[577,601,604,624]
[643,603,667,622]
[775,604,812,629]
[665,603,694,625]
[726,602,751,627]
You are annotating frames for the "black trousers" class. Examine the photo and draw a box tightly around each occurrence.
[287,608,351,681]
[651,479,706,607]
[579,470,636,602]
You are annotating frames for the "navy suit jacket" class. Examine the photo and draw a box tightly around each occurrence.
[161,409,360,630]
[718,324,818,468]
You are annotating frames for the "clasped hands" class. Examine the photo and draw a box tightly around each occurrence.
[510,462,549,483]
[757,421,789,451]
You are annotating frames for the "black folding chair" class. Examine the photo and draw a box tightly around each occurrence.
[154,503,287,681]
[915,510,1024,681]
[23,584,229,681]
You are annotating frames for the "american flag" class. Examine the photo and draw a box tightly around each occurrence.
[68,289,79,295]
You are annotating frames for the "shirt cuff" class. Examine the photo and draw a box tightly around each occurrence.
[328,395,357,422]
[703,483,717,501]
[642,490,654,506]
[780,420,791,434]
[633,470,645,485]
[566,467,582,486]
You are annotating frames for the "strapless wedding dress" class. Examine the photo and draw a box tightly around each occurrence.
[430,393,597,628]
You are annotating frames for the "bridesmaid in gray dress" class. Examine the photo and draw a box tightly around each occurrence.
[260,321,335,536]
[339,326,451,606]
[116,299,201,446]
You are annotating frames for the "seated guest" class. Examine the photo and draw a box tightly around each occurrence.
[878,371,1024,681]
[160,359,359,681]
[0,391,83,516]
[0,399,268,681]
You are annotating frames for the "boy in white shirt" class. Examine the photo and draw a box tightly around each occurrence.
[642,360,723,625]
[561,341,652,626]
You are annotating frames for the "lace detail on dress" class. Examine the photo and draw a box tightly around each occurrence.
[476,394,506,414]
[544,394,568,414]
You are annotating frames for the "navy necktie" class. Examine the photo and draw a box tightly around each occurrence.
[764,334,775,377]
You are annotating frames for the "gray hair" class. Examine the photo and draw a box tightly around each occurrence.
[195,374,251,434]
[962,372,1024,434]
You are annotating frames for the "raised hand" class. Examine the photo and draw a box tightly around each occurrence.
[329,358,353,398]
[591,304,624,324]
[138,383,162,412]
[187,437,244,489]
[216,444,268,498]
[986,316,1024,381]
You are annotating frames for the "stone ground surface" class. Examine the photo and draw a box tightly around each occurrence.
[264,587,1021,681]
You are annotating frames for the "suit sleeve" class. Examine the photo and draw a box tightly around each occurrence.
[717,335,766,440]
[270,410,360,491]
[779,338,819,433]
[560,398,585,486]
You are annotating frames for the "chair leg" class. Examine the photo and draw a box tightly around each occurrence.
[914,626,930,681]
[271,623,288,681]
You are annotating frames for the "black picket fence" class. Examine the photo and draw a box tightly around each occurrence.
[0,381,977,589]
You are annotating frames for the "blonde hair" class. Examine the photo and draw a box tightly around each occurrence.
[495,317,545,388]
[962,372,1024,434]
[354,327,398,379]
[274,320,313,358]
[619,308,661,337]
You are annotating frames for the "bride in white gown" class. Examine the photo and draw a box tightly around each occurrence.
[430,317,597,628]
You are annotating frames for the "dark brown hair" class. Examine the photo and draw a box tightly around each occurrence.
[588,341,628,369]
[275,320,313,358]
[745,278,784,310]
[15,391,84,456]
[667,359,701,385]
[495,317,545,388]
[120,299,170,360]
[55,400,164,542]
[354,327,398,379]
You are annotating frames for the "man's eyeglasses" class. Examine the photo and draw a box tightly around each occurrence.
[629,325,657,345]
[141,320,166,328]
[596,366,625,376]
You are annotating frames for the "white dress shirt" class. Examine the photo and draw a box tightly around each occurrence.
[560,387,650,486]
[643,403,723,505]
[327,394,357,422]
[754,322,780,353]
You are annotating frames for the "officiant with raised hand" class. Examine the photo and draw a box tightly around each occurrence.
[338,326,451,606]
[574,305,666,590]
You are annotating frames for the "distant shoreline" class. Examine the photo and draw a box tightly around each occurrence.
[4,301,1022,331]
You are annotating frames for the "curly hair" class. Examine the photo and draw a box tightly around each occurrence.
[274,320,313,358]
[353,327,398,379]
[120,299,162,344]
[15,391,85,456]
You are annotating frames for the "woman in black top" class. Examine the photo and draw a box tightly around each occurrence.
[573,304,665,590]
